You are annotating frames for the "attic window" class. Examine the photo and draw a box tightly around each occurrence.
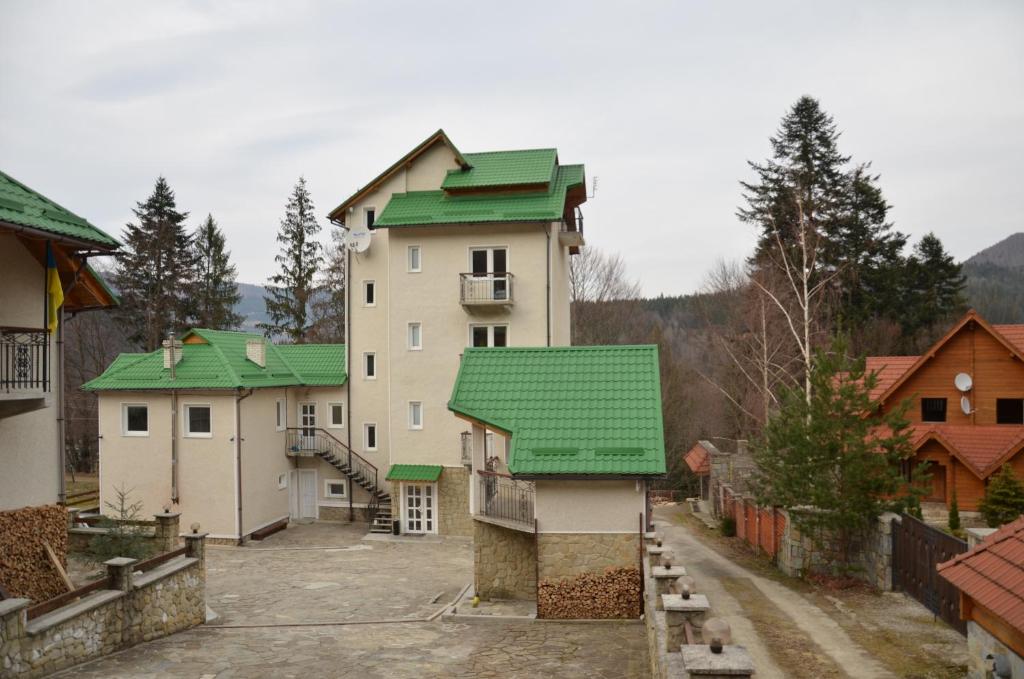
[921,398,947,423]
[996,399,1024,424]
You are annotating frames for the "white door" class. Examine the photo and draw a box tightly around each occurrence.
[404,483,435,534]
[470,247,508,301]
[289,469,318,520]
[299,402,317,449]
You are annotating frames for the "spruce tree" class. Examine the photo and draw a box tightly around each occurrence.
[901,233,967,339]
[259,177,323,343]
[948,488,961,532]
[187,215,243,330]
[114,176,193,350]
[978,465,1024,528]
[308,229,346,343]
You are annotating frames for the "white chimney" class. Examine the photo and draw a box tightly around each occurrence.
[162,338,183,369]
[246,339,266,368]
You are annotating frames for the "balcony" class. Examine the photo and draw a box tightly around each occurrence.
[0,327,51,417]
[475,470,534,532]
[459,272,514,307]
[558,206,585,249]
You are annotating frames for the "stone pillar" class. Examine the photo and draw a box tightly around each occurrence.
[644,531,659,545]
[647,545,667,569]
[153,512,181,553]
[662,593,710,651]
[0,598,30,669]
[183,532,208,564]
[67,507,81,528]
[105,557,138,592]
[679,645,754,678]
[651,566,687,610]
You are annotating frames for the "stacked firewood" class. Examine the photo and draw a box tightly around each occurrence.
[0,504,69,601]
[538,567,642,619]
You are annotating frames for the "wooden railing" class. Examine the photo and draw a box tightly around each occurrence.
[133,546,188,573]
[26,576,110,620]
[0,327,49,393]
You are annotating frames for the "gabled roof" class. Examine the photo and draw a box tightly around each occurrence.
[375,164,585,228]
[910,425,1024,479]
[0,170,119,249]
[873,311,1024,405]
[441,149,557,190]
[448,345,666,477]
[83,329,346,391]
[684,442,711,475]
[864,356,919,401]
[938,515,1024,635]
[326,129,469,225]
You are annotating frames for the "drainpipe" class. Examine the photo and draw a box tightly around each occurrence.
[544,223,551,347]
[234,388,254,544]
[168,334,179,504]
[56,308,66,504]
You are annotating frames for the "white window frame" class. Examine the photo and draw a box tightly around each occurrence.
[468,245,510,273]
[275,398,286,431]
[407,245,422,273]
[364,352,376,380]
[121,402,149,437]
[402,482,438,535]
[327,401,345,429]
[408,322,422,351]
[182,403,213,438]
[363,280,376,307]
[468,323,509,348]
[408,401,423,430]
[363,423,378,451]
[277,473,288,490]
[324,478,348,499]
[364,206,376,228]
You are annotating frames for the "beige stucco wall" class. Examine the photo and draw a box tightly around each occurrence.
[0,233,60,510]
[535,480,646,533]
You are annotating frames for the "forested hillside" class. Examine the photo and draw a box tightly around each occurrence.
[963,233,1024,323]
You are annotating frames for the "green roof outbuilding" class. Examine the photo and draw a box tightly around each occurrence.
[448,346,666,477]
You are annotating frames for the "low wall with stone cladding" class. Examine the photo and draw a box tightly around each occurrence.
[473,520,536,600]
[438,467,472,537]
[0,533,206,678]
[318,505,371,523]
[0,505,68,603]
[537,532,638,580]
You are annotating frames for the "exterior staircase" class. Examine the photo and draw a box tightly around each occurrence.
[285,427,391,532]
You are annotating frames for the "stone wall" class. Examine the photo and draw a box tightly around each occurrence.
[473,520,536,600]
[537,532,638,580]
[438,467,472,537]
[0,504,68,602]
[966,620,1024,679]
[68,512,181,557]
[317,505,371,523]
[0,534,206,678]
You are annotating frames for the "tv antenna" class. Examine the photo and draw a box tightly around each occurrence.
[346,227,372,253]
[588,176,599,199]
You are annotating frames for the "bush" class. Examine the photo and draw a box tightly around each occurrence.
[979,465,1024,528]
[89,484,153,562]
[948,489,961,532]
[720,516,736,537]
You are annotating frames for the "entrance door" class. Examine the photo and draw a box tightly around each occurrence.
[404,483,435,534]
[299,402,317,449]
[471,247,508,301]
[289,469,318,520]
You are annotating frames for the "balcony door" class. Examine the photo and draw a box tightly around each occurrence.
[298,402,317,449]
[403,483,436,534]
[471,247,507,301]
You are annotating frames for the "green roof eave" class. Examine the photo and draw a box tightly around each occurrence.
[441,149,558,190]
[0,170,120,249]
[386,464,444,482]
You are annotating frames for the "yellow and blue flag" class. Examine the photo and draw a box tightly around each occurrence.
[46,241,64,333]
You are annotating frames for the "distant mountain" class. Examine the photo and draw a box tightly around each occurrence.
[963,233,1024,323]
[235,282,270,331]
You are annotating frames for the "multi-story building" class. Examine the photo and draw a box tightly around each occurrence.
[327,129,586,535]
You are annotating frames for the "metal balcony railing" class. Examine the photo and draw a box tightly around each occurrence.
[459,272,514,306]
[477,470,534,527]
[1,328,49,393]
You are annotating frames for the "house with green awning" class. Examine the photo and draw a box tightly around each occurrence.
[448,344,666,617]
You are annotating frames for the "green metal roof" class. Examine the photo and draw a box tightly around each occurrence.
[375,164,584,228]
[0,170,119,248]
[441,149,557,190]
[448,346,666,476]
[386,464,444,482]
[82,329,346,391]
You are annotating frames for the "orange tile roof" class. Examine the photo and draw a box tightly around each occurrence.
[938,515,1024,636]
[994,324,1024,354]
[684,442,710,475]
[864,356,919,400]
[909,425,1024,479]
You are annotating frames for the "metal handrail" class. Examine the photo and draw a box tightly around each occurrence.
[459,272,514,305]
[1,327,49,392]
[285,427,380,492]
[477,470,534,526]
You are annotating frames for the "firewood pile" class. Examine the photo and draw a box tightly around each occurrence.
[538,567,641,619]
[0,504,69,602]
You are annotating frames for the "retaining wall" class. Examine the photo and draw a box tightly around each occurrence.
[473,520,536,600]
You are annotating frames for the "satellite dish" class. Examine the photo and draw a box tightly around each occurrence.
[954,372,973,392]
[348,228,372,253]
[961,395,973,416]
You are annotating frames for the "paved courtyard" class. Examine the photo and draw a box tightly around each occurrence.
[58,522,650,678]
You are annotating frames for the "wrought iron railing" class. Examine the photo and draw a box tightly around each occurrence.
[561,206,584,237]
[285,427,382,517]
[459,272,514,305]
[477,470,534,527]
[0,328,49,393]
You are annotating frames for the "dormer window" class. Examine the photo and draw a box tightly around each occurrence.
[996,399,1024,424]
[921,398,947,423]
[365,208,375,228]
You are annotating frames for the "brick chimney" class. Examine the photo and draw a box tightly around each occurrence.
[162,337,183,369]
[246,339,266,368]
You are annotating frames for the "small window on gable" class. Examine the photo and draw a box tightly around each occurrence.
[996,398,1024,424]
[365,208,375,229]
[123,404,149,436]
[325,479,347,499]
[408,322,422,350]
[364,281,376,307]
[275,399,286,431]
[328,402,344,429]
[184,405,212,437]
[408,246,421,272]
[921,398,947,423]
[364,352,376,379]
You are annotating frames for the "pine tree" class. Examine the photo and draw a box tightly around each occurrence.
[114,177,194,350]
[751,337,924,570]
[187,215,243,330]
[900,233,967,340]
[948,488,961,532]
[308,229,346,343]
[259,177,323,343]
[978,465,1024,528]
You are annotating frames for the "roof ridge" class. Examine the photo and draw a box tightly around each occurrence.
[267,342,302,383]
[202,337,242,386]
[941,519,1024,569]
[464,148,558,156]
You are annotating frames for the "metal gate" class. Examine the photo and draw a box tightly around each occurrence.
[892,513,967,635]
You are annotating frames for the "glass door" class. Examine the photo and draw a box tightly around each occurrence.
[404,483,435,534]
[299,402,317,449]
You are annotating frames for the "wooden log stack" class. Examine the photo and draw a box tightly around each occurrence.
[537,567,642,619]
[0,504,69,602]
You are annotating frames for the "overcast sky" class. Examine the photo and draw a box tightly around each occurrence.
[2,1,1022,296]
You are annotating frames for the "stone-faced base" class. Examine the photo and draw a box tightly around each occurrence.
[474,520,537,600]
[438,467,472,537]
[537,532,639,580]
[318,505,371,523]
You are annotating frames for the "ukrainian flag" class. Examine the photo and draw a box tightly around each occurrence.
[46,242,64,333]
